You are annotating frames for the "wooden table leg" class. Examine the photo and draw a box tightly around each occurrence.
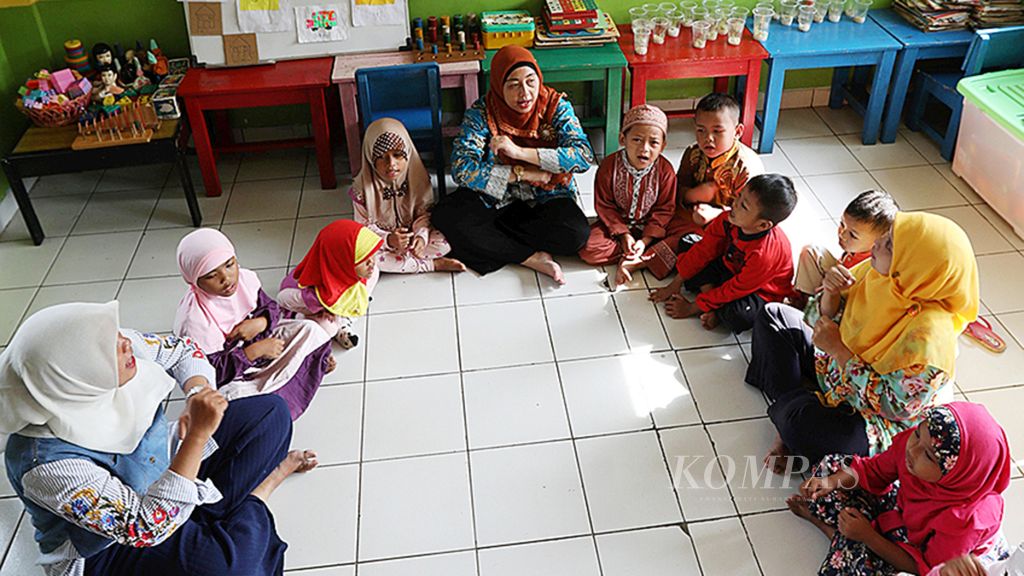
[0,159,44,245]
[462,71,479,109]
[630,70,647,109]
[759,60,786,154]
[174,149,203,227]
[339,84,362,176]
[309,87,337,189]
[880,47,917,144]
[212,110,234,147]
[829,67,849,109]
[714,77,730,93]
[863,50,897,146]
[184,98,223,197]
[605,66,624,159]
[741,61,762,148]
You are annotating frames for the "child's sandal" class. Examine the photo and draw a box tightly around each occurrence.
[963,317,1006,353]
[334,331,359,350]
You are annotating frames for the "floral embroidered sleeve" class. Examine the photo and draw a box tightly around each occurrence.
[535,98,595,175]
[22,458,221,549]
[125,330,215,392]
[451,100,506,200]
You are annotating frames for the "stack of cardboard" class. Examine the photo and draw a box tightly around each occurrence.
[893,0,973,31]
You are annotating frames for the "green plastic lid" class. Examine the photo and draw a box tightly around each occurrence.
[482,11,536,32]
[957,68,1024,141]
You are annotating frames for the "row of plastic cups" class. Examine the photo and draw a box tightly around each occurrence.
[773,0,871,26]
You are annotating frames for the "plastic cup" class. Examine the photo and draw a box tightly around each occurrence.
[632,19,653,54]
[719,0,736,14]
[850,0,870,22]
[752,6,773,39]
[679,1,698,25]
[659,1,678,13]
[705,17,720,39]
[797,4,814,30]
[779,0,798,25]
[690,6,709,24]
[732,6,750,20]
[643,3,660,13]
[828,0,844,22]
[651,16,670,43]
[727,17,745,44]
[629,6,650,21]
[664,8,683,35]
[812,0,828,21]
[703,0,720,12]
[691,19,711,47]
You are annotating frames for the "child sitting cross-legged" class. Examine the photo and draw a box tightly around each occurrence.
[649,173,797,334]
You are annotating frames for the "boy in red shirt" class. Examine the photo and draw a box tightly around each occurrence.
[650,174,797,334]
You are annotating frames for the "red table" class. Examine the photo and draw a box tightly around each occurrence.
[178,58,336,197]
[617,25,767,148]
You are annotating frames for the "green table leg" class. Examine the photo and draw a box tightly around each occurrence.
[604,66,623,159]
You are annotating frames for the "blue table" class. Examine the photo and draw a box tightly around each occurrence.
[868,9,975,143]
[751,16,901,153]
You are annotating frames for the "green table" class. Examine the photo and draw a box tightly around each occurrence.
[482,43,627,159]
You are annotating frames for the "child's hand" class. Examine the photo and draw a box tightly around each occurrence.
[665,294,701,319]
[629,237,647,259]
[649,280,682,303]
[837,508,875,542]
[800,476,836,500]
[822,265,855,295]
[939,555,989,576]
[410,236,427,259]
[812,317,851,363]
[228,317,267,342]
[388,229,413,252]
[178,387,228,441]
[619,233,637,256]
[244,337,285,361]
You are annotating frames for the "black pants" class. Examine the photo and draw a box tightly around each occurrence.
[683,258,765,334]
[430,187,590,275]
[745,303,869,464]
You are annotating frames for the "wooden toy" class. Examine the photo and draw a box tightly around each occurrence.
[71,102,159,150]
[410,13,486,62]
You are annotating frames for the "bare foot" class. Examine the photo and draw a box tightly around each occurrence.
[699,310,720,330]
[615,263,633,287]
[522,251,565,285]
[434,257,467,273]
[324,355,337,374]
[251,449,319,503]
[787,494,835,539]
[764,434,792,475]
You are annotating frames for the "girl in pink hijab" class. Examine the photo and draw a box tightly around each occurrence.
[173,228,334,419]
[792,402,1012,575]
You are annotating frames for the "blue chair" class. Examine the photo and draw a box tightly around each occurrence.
[355,62,446,196]
[906,25,1024,161]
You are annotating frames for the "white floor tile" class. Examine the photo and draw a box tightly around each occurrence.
[236,150,308,182]
[95,164,172,192]
[285,567,354,576]
[463,363,571,449]
[975,203,1024,250]
[225,178,303,223]
[289,215,335,267]
[0,514,35,576]
[71,189,160,235]
[540,259,608,298]
[745,510,832,576]
[26,281,119,319]
[365,308,459,380]
[575,163,598,196]
[0,499,22,559]
[323,320,366,385]
[936,163,986,205]
[358,551,476,576]
[253,267,289,299]
[45,231,140,285]
[470,441,590,546]
[954,321,1024,392]
[116,276,188,334]
[29,170,102,197]
[690,517,761,576]
[299,176,353,218]
[605,263,647,291]
[839,133,928,171]
[758,151,799,178]
[789,176,832,222]
[1002,478,1024,545]
[967,387,1024,473]
[546,293,629,361]
[678,346,766,423]
[0,466,16,497]
[660,425,738,521]
[454,266,540,306]
[576,431,682,531]
[802,171,883,220]
[871,165,967,211]
[0,289,35,346]
[707,418,803,514]
[272,465,359,570]
[1,193,89,242]
[0,238,63,289]
[363,374,465,460]
[369,272,454,314]
[814,105,865,136]
[900,126,947,164]
[148,187,231,230]
[930,206,1015,256]
[221,219,296,270]
[659,300,739,350]
[614,290,671,352]
[777,136,862,176]
[596,526,701,576]
[478,537,600,576]
[290,384,362,465]
[1000,311,1024,349]
[359,453,474,561]
[778,217,842,272]
[775,108,833,140]
[460,297,557,368]
[126,227,194,279]
[977,253,1024,314]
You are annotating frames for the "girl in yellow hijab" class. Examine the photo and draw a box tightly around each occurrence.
[746,211,979,468]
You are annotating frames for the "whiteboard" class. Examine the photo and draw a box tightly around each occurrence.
[185,0,410,66]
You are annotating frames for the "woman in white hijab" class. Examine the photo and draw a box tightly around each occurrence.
[0,301,316,576]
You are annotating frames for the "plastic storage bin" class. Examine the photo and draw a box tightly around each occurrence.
[953,69,1024,240]
[482,11,536,50]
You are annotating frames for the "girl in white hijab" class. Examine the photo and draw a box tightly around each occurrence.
[0,301,316,576]
[351,117,465,273]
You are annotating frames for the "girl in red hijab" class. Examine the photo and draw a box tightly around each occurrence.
[432,45,594,284]
[278,219,383,349]
[792,402,1012,575]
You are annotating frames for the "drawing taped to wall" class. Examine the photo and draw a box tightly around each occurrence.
[296,4,348,42]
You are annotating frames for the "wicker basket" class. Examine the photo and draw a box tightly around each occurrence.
[16,91,91,128]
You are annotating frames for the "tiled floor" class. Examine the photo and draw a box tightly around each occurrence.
[2,106,1024,575]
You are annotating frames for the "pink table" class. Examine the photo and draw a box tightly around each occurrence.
[332,53,481,175]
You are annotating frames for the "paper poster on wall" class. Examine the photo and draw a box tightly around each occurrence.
[188,2,223,35]
[237,0,293,32]
[351,0,405,26]
[295,5,348,43]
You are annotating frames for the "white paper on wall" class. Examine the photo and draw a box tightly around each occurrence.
[295,4,349,42]
[350,0,405,27]
[237,0,293,32]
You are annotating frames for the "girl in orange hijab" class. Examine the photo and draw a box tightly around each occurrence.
[278,220,383,349]
[431,45,595,284]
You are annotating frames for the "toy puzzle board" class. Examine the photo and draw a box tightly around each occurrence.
[184,0,409,66]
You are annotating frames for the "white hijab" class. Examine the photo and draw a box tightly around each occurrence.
[0,301,174,454]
